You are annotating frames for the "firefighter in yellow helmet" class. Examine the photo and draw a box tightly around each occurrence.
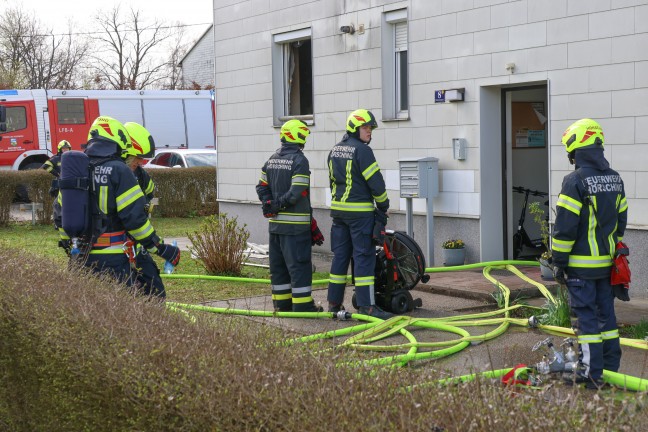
[122,122,165,298]
[327,109,392,320]
[42,139,72,177]
[552,118,627,389]
[56,116,179,289]
[256,119,324,312]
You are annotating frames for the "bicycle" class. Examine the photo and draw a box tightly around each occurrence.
[512,186,548,260]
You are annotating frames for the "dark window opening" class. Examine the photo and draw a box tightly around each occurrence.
[3,107,27,133]
[56,99,86,124]
[286,39,313,116]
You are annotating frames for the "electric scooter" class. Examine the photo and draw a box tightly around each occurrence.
[512,186,548,260]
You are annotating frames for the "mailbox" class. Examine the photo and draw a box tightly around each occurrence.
[398,157,439,199]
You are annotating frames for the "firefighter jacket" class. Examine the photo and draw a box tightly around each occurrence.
[327,134,389,218]
[134,165,155,202]
[84,140,160,255]
[551,148,628,280]
[42,154,62,177]
[256,143,312,235]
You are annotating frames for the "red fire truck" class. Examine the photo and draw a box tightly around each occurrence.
[0,89,216,170]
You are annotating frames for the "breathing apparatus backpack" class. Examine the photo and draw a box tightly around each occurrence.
[59,151,107,252]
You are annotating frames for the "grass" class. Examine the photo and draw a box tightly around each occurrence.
[0,217,330,304]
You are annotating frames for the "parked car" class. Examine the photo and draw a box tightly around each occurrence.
[145,149,217,169]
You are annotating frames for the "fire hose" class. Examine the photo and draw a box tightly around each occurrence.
[163,261,648,391]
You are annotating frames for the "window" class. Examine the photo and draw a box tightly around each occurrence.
[4,107,27,133]
[272,28,313,126]
[56,99,86,124]
[381,9,409,120]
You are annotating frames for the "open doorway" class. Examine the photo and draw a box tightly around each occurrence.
[479,83,549,262]
[504,85,549,260]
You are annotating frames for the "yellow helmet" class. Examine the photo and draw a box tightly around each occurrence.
[280,119,310,145]
[561,118,604,153]
[124,122,156,158]
[57,139,71,153]
[87,116,132,155]
[346,109,378,134]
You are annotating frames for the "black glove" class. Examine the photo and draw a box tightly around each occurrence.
[372,210,387,246]
[553,266,566,285]
[613,284,630,302]
[156,243,181,266]
[311,218,324,246]
[372,220,386,246]
[262,200,282,218]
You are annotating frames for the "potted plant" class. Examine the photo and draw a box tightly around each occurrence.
[529,201,553,280]
[442,238,465,266]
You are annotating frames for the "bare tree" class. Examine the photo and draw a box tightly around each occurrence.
[161,22,188,90]
[0,7,33,89]
[91,6,172,90]
[0,6,88,89]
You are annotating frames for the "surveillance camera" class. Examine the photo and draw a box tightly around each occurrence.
[340,25,355,34]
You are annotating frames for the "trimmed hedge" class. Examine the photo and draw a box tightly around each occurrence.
[145,166,218,217]
[0,166,217,225]
[0,247,644,431]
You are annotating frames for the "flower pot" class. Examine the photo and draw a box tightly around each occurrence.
[443,247,465,267]
[539,258,553,281]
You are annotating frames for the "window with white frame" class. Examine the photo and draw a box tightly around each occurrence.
[271,28,313,126]
[381,9,408,120]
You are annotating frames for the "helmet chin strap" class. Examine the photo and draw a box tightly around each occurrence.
[568,151,575,165]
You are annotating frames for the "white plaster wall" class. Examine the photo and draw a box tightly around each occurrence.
[213,0,648,229]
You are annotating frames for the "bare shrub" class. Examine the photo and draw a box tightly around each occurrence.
[188,213,250,275]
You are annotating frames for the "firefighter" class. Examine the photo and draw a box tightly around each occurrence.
[42,139,72,178]
[326,109,392,320]
[552,118,628,390]
[256,119,324,313]
[59,116,180,287]
[123,121,165,298]
[43,140,72,204]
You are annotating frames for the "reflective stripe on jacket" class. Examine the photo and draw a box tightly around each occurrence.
[552,163,627,279]
[327,134,389,219]
[256,143,312,235]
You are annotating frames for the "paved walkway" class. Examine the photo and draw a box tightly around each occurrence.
[176,237,646,325]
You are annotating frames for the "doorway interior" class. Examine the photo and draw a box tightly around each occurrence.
[478,83,549,261]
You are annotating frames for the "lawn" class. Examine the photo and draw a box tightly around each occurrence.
[0,216,330,304]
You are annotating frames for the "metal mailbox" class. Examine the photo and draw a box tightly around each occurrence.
[398,157,439,199]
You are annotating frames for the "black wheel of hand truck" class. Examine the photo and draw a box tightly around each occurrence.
[390,290,414,315]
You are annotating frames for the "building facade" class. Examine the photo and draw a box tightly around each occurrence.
[180,25,215,89]
[213,0,648,297]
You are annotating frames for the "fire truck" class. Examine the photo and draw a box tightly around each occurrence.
[0,89,216,170]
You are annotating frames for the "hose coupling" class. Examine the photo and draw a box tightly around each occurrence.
[335,310,352,320]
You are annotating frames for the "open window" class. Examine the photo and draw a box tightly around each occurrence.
[272,28,313,126]
[381,9,409,120]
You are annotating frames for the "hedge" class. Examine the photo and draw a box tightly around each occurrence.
[0,166,217,225]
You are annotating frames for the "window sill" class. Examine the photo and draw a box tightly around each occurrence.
[276,115,314,127]
[381,117,410,122]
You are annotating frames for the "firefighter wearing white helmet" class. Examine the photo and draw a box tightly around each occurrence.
[552,118,628,389]
[256,119,324,313]
[123,122,165,298]
[56,116,180,289]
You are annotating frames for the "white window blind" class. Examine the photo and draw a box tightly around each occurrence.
[395,22,408,52]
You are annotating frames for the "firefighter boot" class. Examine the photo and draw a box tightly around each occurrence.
[358,305,394,320]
